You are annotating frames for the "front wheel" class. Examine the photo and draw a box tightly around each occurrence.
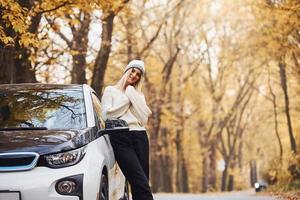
[99,174,109,200]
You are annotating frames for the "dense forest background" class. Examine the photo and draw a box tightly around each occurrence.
[0,0,299,193]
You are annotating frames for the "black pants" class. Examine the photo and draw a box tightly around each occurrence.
[109,130,153,200]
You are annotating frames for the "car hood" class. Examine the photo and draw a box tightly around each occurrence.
[0,128,95,155]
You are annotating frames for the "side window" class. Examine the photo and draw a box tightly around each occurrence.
[91,93,105,129]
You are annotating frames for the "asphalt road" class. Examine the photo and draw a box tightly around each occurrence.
[153,190,279,200]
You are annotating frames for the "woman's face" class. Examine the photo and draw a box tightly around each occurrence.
[126,68,142,86]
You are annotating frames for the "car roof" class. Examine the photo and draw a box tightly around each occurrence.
[0,83,84,91]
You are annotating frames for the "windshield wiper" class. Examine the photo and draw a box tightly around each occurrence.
[0,127,48,131]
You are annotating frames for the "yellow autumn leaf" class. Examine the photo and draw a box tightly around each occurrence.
[70,50,80,55]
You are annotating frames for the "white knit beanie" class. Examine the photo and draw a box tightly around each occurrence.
[124,60,145,75]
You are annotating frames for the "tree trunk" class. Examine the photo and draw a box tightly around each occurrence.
[71,12,91,84]
[147,80,163,192]
[90,0,130,93]
[278,58,297,153]
[202,151,209,192]
[227,159,236,191]
[124,15,133,63]
[0,48,15,83]
[91,11,115,94]
[160,127,173,192]
[71,54,88,84]
[175,129,189,192]
[181,155,189,192]
[238,140,243,169]
[175,64,189,193]
[209,141,217,190]
[175,82,183,192]
[221,162,228,191]
[175,135,183,193]
[15,2,41,83]
[149,50,179,192]
[0,2,41,83]
[14,45,37,83]
[268,69,283,161]
[149,100,163,192]
[161,155,173,192]
[227,174,234,191]
[150,157,159,192]
[250,160,257,187]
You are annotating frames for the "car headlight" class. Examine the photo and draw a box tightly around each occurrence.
[254,183,260,189]
[45,146,86,168]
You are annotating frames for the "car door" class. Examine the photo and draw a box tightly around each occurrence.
[91,92,125,199]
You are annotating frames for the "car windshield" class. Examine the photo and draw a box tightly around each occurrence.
[0,87,87,130]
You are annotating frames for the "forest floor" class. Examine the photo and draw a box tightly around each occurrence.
[269,190,300,200]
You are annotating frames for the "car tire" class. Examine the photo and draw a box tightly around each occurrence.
[122,180,130,200]
[99,173,109,200]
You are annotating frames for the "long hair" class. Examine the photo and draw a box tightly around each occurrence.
[115,68,144,92]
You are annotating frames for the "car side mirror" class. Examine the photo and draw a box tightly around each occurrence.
[105,119,128,129]
[98,119,129,137]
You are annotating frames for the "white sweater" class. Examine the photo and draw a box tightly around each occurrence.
[101,85,152,131]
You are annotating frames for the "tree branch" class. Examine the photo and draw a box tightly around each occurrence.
[45,17,72,48]
[139,22,163,57]
[37,1,71,15]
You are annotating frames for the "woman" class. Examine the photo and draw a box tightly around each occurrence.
[101,60,153,200]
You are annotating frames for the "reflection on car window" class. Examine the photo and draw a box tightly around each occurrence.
[0,87,86,130]
[91,93,105,129]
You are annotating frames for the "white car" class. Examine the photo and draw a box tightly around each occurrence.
[0,84,129,200]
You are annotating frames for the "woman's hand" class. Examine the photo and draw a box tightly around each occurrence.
[126,85,134,91]
[125,85,152,125]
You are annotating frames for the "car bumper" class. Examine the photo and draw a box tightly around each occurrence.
[0,167,82,200]
[0,142,107,200]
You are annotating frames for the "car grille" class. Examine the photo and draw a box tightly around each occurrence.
[0,152,40,172]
